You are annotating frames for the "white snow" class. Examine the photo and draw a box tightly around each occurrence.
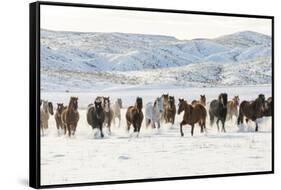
[40,86,272,185]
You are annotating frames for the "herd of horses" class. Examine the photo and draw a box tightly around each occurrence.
[40,93,272,137]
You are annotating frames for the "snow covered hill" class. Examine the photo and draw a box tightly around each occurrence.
[41,29,272,92]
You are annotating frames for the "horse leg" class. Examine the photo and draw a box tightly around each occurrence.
[108,120,111,135]
[222,120,226,133]
[237,112,243,125]
[255,121,259,132]
[151,121,156,129]
[126,121,131,132]
[216,119,220,132]
[67,124,71,137]
[157,121,161,129]
[55,120,60,135]
[209,113,214,127]
[191,124,194,136]
[112,116,116,126]
[200,122,204,133]
[100,123,104,138]
[73,124,77,136]
[118,115,121,128]
[180,121,186,137]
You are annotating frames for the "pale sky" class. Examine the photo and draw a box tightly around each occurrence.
[41,5,271,40]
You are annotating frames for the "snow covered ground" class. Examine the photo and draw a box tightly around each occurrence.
[40,85,272,185]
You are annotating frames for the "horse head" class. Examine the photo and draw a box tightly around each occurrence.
[117,98,123,108]
[69,97,78,110]
[136,97,143,111]
[57,103,64,113]
[233,96,240,106]
[256,94,266,114]
[200,95,206,106]
[47,102,54,115]
[103,97,111,112]
[168,96,175,109]
[154,97,164,113]
[42,100,49,113]
[95,100,103,111]
[219,93,228,108]
[178,98,186,115]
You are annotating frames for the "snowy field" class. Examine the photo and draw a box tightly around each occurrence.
[40,85,272,185]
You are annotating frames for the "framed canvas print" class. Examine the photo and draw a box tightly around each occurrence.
[29,1,274,188]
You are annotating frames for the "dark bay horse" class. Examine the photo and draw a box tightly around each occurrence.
[62,97,79,137]
[209,93,228,132]
[164,96,176,124]
[126,97,144,136]
[87,99,105,138]
[55,103,64,135]
[178,98,207,136]
[237,94,266,132]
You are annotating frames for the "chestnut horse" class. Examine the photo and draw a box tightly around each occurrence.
[62,97,79,137]
[164,96,176,124]
[178,99,207,136]
[227,96,240,120]
[161,93,169,122]
[126,97,144,135]
[191,95,206,106]
[237,94,266,132]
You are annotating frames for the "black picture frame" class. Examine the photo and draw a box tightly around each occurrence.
[29,1,274,189]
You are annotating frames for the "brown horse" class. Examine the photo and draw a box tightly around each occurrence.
[227,96,240,120]
[191,95,206,106]
[126,97,144,135]
[103,97,114,134]
[178,99,207,136]
[164,96,176,124]
[237,94,265,132]
[62,97,79,137]
[55,103,65,135]
[161,93,169,121]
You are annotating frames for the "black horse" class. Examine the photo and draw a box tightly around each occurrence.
[209,93,228,132]
[87,99,105,138]
[237,94,266,132]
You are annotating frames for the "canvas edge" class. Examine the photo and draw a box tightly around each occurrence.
[29,1,275,189]
[29,1,41,189]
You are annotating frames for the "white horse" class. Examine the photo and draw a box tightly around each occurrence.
[145,97,164,129]
[40,100,54,136]
[112,98,122,127]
